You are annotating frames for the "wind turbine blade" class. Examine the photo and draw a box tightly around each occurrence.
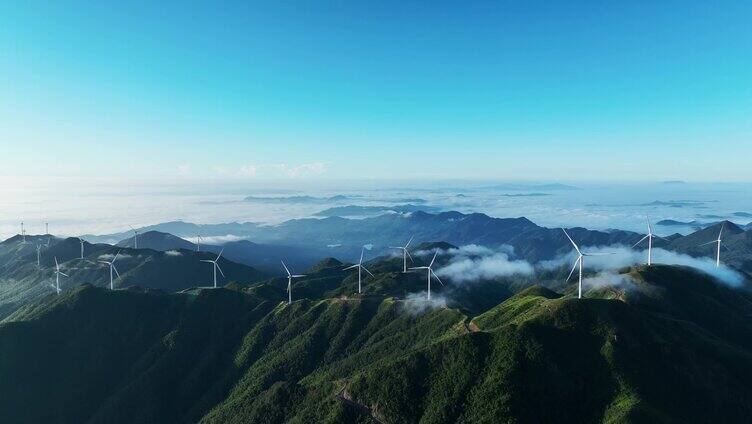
[429,252,438,268]
[292,274,306,278]
[583,252,615,256]
[363,266,375,278]
[718,222,725,240]
[632,235,649,248]
[697,240,717,247]
[343,264,359,270]
[646,216,653,234]
[430,269,445,286]
[562,229,581,254]
[405,236,414,248]
[405,250,414,263]
[566,257,579,282]
[55,257,59,267]
[359,247,364,264]
[59,272,68,277]
[215,263,225,278]
[409,266,428,270]
[281,260,291,276]
[112,265,120,278]
[388,246,401,249]
[113,250,121,262]
[216,248,224,261]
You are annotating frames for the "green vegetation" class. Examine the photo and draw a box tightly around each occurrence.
[0,262,751,423]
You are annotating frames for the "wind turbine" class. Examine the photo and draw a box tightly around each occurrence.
[21,222,26,243]
[699,223,725,267]
[344,247,375,294]
[196,234,203,252]
[98,250,121,290]
[129,225,139,249]
[51,257,68,294]
[200,249,225,288]
[36,244,42,267]
[78,237,86,260]
[562,229,614,299]
[281,260,306,305]
[409,251,444,301]
[45,222,49,235]
[389,236,414,273]
[632,216,664,266]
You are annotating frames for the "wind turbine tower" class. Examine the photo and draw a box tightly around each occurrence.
[129,226,139,249]
[562,229,614,299]
[389,236,414,273]
[409,251,444,301]
[632,216,664,266]
[281,260,306,305]
[344,246,375,294]
[52,257,68,294]
[98,251,121,290]
[200,249,225,288]
[78,238,86,260]
[699,223,725,267]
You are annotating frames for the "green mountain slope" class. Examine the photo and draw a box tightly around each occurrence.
[0,236,266,319]
[1,263,751,423]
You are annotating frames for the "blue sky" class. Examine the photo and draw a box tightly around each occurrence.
[1,1,750,181]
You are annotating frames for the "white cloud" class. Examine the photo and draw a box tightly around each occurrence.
[165,250,182,256]
[268,162,328,178]
[437,253,534,283]
[176,165,191,177]
[190,234,246,244]
[433,244,533,283]
[540,245,744,287]
[400,292,448,315]
[236,165,257,177]
[98,253,132,260]
[582,271,638,291]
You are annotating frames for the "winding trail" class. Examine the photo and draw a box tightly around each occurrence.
[335,384,386,424]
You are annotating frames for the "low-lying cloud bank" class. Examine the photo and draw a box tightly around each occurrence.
[98,253,133,261]
[414,243,744,289]
[415,244,533,283]
[400,292,448,315]
[185,234,246,245]
[541,245,744,287]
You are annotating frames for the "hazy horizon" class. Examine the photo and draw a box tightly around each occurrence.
[3,178,751,240]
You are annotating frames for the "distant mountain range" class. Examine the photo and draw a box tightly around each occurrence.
[5,212,752,320]
[77,211,752,275]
